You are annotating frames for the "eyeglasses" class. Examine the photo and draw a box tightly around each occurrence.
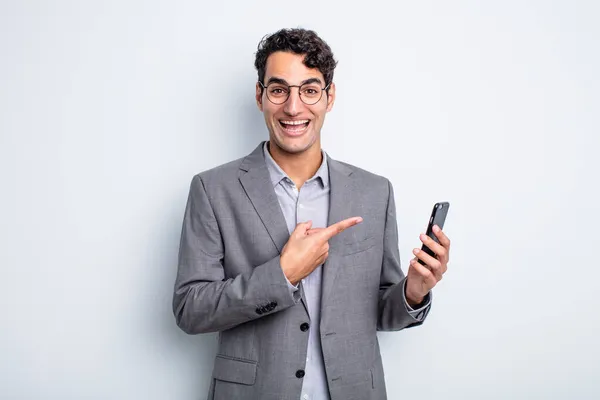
[259,81,330,105]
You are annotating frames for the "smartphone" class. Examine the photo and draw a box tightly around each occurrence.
[418,202,450,265]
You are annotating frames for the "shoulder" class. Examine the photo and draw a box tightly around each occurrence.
[329,157,393,194]
[189,155,246,189]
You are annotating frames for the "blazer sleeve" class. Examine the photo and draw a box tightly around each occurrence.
[172,175,299,335]
[377,179,432,331]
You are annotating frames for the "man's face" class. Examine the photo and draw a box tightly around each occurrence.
[256,51,335,155]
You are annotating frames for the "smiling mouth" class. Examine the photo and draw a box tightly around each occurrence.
[279,119,310,135]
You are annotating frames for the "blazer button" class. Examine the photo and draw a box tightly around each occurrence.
[300,323,309,332]
[295,369,305,378]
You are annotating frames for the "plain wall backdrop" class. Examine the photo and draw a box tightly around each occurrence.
[1,1,599,399]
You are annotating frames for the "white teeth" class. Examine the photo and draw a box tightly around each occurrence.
[280,120,309,125]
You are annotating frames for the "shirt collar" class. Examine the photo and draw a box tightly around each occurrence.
[263,141,329,188]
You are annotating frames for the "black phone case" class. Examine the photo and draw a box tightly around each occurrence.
[418,202,450,265]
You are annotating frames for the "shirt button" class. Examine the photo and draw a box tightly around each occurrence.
[296,369,305,378]
[300,322,309,332]
[303,395,309,400]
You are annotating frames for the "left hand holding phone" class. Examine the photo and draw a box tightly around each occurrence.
[405,225,451,307]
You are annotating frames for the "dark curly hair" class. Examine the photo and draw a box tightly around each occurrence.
[254,28,337,94]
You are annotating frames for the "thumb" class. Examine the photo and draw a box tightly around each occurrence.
[295,220,313,235]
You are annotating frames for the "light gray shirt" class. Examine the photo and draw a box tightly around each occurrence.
[263,142,430,400]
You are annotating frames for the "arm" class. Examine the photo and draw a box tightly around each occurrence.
[377,179,432,331]
[172,175,300,335]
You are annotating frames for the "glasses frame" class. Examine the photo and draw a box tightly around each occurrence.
[259,81,331,105]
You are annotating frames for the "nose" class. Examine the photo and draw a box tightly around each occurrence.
[283,87,302,116]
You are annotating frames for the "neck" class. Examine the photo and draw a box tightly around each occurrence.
[268,140,323,188]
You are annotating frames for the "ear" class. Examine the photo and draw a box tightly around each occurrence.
[256,82,264,112]
[325,82,336,112]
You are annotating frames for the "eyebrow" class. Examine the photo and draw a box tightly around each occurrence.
[266,76,323,86]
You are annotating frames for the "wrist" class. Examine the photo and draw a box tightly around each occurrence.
[285,273,299,286]
[280,256,298,286]
[405,288,425,308]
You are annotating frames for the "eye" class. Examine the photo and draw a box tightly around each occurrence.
[301,86,320,96]
[269,86,288,95]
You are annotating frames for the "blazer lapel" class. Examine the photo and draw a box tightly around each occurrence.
[238,142,311,318]
[238,142,290,254]
[320,158,357,308]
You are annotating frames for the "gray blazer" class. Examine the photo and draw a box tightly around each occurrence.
[173,141,431,400]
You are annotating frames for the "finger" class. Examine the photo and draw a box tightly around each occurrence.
[416,257,443,281]
[306,228,325,235]
[294,220,313,236]
[419,233,448,263]
[412,248,443,280]
[316,245,330,263]
[409,258,437,287]
[316,251,329,266]
[432,225,451,249]
[319,216,363,241]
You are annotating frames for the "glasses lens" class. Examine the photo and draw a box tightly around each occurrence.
[266,84,289,104]
[299,84,323,105]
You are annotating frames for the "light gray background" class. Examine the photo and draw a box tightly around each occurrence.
[1,1,599,399]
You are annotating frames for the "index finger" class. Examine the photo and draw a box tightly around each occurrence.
[433,225,451,248]
[318,217,363,241]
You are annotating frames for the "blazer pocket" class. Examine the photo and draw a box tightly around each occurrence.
[342,236,376,256]
[212,355,257,385]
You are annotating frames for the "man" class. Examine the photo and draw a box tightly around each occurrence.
[173,28,450,400]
